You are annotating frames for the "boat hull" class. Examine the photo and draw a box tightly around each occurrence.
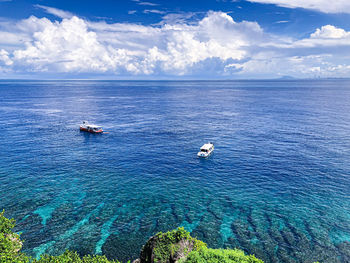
[197,151,213,158]
[80,127,103,134]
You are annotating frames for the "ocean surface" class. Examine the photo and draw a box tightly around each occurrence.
[0,80,349,263]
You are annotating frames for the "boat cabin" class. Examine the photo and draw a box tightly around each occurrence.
[197,142,214,157]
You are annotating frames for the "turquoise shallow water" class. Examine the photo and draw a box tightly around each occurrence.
[0,80,349,262]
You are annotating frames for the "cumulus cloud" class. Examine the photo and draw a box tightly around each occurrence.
[13,16,134,73]
[0,31,29,46]
[228,26,350,78]
[311,25,350,39]
[0,49,13,65]
[0,11,350,78]
[288,25,350,49]
[247,0,350,14]
[3,12,266,75]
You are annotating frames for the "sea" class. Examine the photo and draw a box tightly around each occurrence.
[0,80,349,263]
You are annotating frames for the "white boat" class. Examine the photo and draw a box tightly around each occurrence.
[79,121,103,134]
[197,142,214,157]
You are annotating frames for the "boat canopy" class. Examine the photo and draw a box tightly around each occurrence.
[200,143,213,150]
[87,125,102,129]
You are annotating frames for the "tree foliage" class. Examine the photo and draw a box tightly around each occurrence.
[33,251,121,263]
[151,227,206,262]
[0,210,29,263]
[183,248,263,263]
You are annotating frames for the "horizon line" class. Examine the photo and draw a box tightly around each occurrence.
[1,77,350,81]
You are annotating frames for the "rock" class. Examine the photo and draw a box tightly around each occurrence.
[136,227,205,263]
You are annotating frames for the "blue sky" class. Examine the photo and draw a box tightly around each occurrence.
[1,0,350,79]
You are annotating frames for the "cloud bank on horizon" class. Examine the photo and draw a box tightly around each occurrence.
[247,0,350,14]
[0,1,350,79]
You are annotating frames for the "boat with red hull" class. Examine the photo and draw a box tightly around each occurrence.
[80,121,103,133]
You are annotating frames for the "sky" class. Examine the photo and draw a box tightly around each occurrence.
[0,0,350,79]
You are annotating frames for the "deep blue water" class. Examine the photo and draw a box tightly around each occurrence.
[0,80,349,263]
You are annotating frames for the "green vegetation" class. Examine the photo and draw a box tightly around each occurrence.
[150,227,206,262]
[0,210,29,263]
[141,227,262,263]
[183,248,263,263]
[1,210,264,263]
[33,251,121,263]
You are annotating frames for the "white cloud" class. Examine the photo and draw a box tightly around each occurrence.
[35,5,74,19]
[132,0,158,6]
[275,20,289,24]
[234,54,350,78]
[311,25,350,39]
[143,9,166,14]
[5,12,265,75]
[161,12,201,24]
[1,11,350,78]
[287,25,350,49]
[217,23,350,78]
[247,0,350,14]
[0,49,12,65]
[138,2,158,6]
[13,16,132,73]
[0,31,29,46]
